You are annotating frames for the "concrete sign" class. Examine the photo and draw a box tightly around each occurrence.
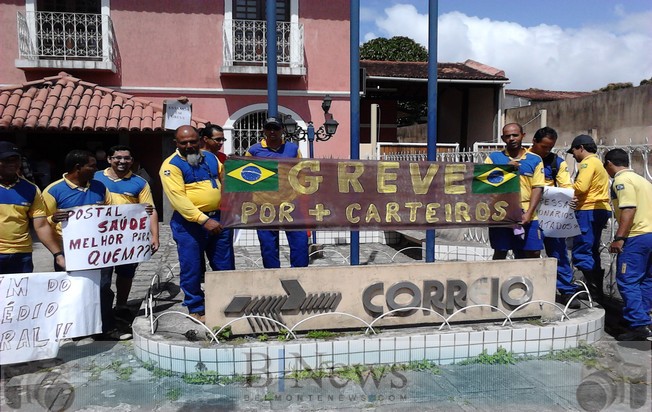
[205,259,557,335]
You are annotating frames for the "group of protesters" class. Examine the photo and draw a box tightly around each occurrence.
[1,118,650,341]
[487,123,651,341]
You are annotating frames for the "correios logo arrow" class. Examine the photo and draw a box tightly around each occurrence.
[223,279,341,332]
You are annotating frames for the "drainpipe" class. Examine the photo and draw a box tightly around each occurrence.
[350,0,360,265]
[266,0,277,117]
[425,0,438,262]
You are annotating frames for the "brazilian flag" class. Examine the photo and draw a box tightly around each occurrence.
[472,165,519,194]
[225,159,278,192]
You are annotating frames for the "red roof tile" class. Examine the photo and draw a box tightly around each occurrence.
[506,89,594,101]
[0,72,208,131]
[361,59,508,81]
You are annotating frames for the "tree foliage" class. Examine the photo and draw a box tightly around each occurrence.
[360,36,428,62]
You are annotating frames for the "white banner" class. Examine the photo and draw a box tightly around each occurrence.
[0,270,101,365]
[62,204,152,271]
[537,186,581,238]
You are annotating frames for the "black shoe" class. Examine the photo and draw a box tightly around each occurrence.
[95,329,132,341]
[556,293,581,309]
[616,325,652,341]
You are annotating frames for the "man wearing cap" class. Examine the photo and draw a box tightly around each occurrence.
[528,127,579,309]
[567,134,611,300]
[485,123,545,260]
[0,141,65,274]
[245,117,309,268]
[603,149,652,341]
[160,125,235,323]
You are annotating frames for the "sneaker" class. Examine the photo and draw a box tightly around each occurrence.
[95,329,132,341]
[616,325,652,341]
[189,312,205,324]
[556,293,581,309]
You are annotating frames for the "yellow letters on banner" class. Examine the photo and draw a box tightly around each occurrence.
[444,164,466,194]
[346,203,361,223]
[289,160,322,194]
[377,162,399,194]
[338,162,365,193]
[409,163,439,195]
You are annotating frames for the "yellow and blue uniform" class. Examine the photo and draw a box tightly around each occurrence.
[245,139,308,268]
[43,175,112,242]
[43,174,114,332]
[571,154,611,274]
[534,151,576,295]
[0,177,47,273]
[159,150,234,315]
[485,149,545,255]
[94,169,155,280]
[611,169,652,328]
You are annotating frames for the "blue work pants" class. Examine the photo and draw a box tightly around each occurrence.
[171,211,235,314]
[572,209,611,272]
[543,235,576,295]
[256,230,309,269]
[616,233,652,328]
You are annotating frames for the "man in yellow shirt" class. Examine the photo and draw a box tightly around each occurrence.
[485,123,545,260]
[0,141,64,273]
[159,126,235,323]
[529,127,579,309]
[604,149,652,341]
[95,145,159,322]
[567,135,611,300]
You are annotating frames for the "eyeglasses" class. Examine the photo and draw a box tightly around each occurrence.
[264,125,281,131]
[501,133,521,138]
[111,156,133,161]
[209,137,226,142]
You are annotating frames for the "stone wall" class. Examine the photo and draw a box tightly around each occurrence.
[505,84,652,147]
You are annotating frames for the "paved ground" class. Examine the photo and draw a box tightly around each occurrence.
[1,225,650,411]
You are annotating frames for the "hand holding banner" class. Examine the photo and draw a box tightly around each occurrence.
[537,186,581,238]
[62,204,152,271]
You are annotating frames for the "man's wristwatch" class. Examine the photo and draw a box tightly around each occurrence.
[613,236,627,242]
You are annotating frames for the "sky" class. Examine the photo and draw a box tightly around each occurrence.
[359,0,652,91]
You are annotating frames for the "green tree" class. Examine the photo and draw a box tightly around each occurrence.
[360,36,428,62]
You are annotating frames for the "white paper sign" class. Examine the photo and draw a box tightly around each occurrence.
[62,204,152,271]
[0,270,101,365]
[537,186,581,238]
[163,100,192,130]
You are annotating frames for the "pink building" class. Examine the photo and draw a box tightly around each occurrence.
[0,0,351,216]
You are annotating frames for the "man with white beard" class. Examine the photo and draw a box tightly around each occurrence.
[159,125,235,323]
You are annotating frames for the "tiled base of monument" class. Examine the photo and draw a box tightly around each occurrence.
[132,306,605,377]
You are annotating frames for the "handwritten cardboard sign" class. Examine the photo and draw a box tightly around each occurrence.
[162,99,192,130]
[537,186,581,238]
[62,204,152,271]
[0,270,101,365]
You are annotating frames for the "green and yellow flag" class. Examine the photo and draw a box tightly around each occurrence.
[472,165,519,194]
[225,159,278,192]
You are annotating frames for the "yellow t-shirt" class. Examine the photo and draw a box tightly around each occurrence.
[573,154,610,210]
[611,169,652,238]
[0,177,47,253]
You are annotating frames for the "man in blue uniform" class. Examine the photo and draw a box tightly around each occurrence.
[529,127,579,308]
[43,150,128,340]
[0,141,64,273]
[485,123,545,260]
[245,117,309,268]
[95,145,159,321]
[604,149,652,341]
[159,125,234,323]
[567,135,611,300]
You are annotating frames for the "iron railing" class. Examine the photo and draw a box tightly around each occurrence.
[16,11,116,64]
[223,19,304,67]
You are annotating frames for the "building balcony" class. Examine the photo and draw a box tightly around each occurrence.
[221,19,305,76]
[15,11,117,72]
